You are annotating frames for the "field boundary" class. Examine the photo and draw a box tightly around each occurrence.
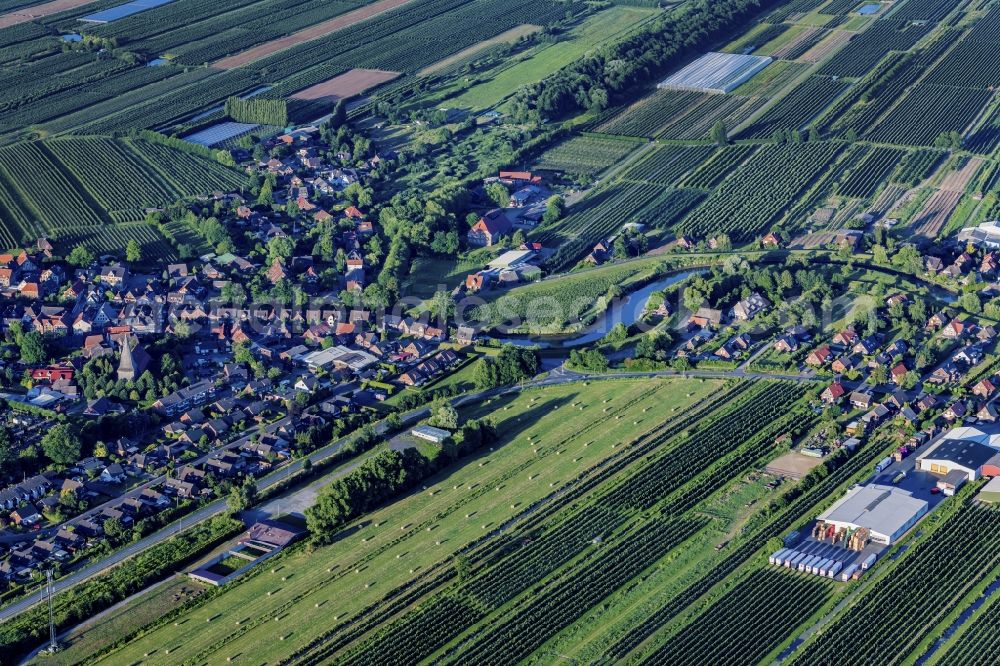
[417,24,542,76]
[211,0,417,69]
[0,0,96,28]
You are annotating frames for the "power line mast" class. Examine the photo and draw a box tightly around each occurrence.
[46,570,59,654]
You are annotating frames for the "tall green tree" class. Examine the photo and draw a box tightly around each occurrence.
[41,424,82,466]
[711,120,728,146]
[125,239,142,263]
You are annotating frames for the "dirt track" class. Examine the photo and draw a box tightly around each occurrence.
[291,68,400,101]
[212,0,415,69]
[0,0,96,28]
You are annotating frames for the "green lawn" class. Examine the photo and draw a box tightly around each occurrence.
[471,255,668,333]
[400,250,497,300]
[447,6,658,111]
[76,378,722,665]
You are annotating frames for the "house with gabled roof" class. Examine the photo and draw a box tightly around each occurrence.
[467,209,512,247]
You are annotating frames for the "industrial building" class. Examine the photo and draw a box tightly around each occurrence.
[657,52,772,94]
[916,438,1000,484]
[817,484,928,545]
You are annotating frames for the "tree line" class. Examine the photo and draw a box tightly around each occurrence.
[306,419,497,542]
[510,0,781,120]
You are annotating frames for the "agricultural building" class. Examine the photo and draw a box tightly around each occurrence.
[916,438,1000,482]
[657,52,772,94]
[412,425,451,443]
[487,249,538,271]
[979,476,1000,503]
[958,220,1000,248]
[818,484,928,545]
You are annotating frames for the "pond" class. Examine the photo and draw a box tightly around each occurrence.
[858,3,881,15]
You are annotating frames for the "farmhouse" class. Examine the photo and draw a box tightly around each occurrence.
[467,209,513,247]
[818,484,928,545]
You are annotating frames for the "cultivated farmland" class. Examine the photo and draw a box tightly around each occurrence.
[63,378,824,666]
[290,68,401,101]
[212,0,417,68]
[0,136,242,251]
[533,135,641,177]
[678,141,843,241]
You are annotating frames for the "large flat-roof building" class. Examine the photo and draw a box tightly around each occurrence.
[958,220,1000,248]
[412,425,451,443]
[818,484,928,545]
[301,345,378,373]
[658,52,772,94]
[916,438,1000,482]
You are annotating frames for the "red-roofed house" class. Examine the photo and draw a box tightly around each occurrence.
[467,209,512,247]
[821,381,846,404]
[941,319,967,340]
[974,378,996,399]
[891,363,909,385]
[806,346,831,367]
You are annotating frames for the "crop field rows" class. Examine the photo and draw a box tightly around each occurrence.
[330,382,810,666]
[738,75,848,139]
[909,186,962,239]
[818,20,933,78]
[0,0,571,138]
[678,144,758,189]
[677,141,843,241]
[659,94,764,140]
[933,589,1000,665]
[791,503,1000,666]
[766,0,827,23]
[620,144,717,186]
[592,90,765,141]
[730,60,808,98]
[825,30,954,138]
[835,146,908,199]
[532,135,642,177]
[866,84,994,147]
[768,26,826,60]
[533,181,662,249]
[643,569,833,666]
[602,433,888,662]
[0,136,242,250]
[796,28,852,64]
[84,379,762,665]
[537,181,708,271]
